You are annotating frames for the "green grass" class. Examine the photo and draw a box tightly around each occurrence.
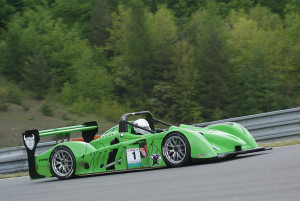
[259,139,300,148]
[0,99,116,148]
[0,75,116,148]
[0,171,29,179]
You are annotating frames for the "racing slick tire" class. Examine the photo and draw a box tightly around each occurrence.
[162,132,191,167]
[50,146,76,179]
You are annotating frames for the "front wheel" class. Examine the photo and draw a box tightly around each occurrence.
[50,146,76,179]
[162,132,191,167]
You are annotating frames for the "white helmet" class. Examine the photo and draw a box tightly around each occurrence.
[133,119,150,135]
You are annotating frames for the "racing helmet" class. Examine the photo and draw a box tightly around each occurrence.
[133,119,150,135]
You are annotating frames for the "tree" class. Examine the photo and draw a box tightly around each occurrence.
[88,0,112,46]
[105,1,151,107]
[169,40,202,123]
[0,0,16,31]
[51,0,95,36]
[22,48,50,99]
[147,6,178,82]
[71,48,112,102]
[284,12,300,106]
[125,0,151,103]
[188,2,232,120]
[1,5,53,81]
[227,6,291,115]
[1,13,26,80]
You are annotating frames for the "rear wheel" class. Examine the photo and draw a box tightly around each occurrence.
[162,132,191,167]
[50,146,76,179]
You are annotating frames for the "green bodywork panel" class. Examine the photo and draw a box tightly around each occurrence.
[32,121,258,179]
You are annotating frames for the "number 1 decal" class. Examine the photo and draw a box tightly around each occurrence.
[126,148,142,168]
[132,151,136,160]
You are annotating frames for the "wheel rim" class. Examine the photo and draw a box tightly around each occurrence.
[52,150,73,177]
[164,136,186,164]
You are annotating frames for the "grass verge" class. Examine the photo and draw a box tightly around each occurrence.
[0,171,28,179]
[258,139,300,148]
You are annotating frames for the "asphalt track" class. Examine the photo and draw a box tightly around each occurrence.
[1,145,299,201]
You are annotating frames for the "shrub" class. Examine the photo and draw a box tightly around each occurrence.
[62,114,72,121]
[99,100,129,121]
[0,88,23,105]
[3,88,23,105]
[29,115,35,121]
[69,96,95,116]
[59,82,76,105]
[40,103,54,116]
[0,103,9,111]
[22,104,30,111]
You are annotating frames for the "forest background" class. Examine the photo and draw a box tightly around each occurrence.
[0,0,300,127]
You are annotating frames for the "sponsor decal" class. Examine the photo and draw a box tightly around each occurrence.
[139,143,148,158]
[38,158,49,162]
[150,154,161,166]
[128,163,142,168]
[24,134,35,150]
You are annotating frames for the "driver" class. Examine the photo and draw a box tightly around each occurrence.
[133,119,150,135]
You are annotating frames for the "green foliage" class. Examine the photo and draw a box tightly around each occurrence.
[51,0,94,35]
[285,0,300,14]
[6,90,22,105]
[99,99,129,121]
[40,103,54,116]
[226,5,297,115]
[168,40,202,123]
[0,0,16,31]
[62,113,72,121]
[69,96,95,116]
[188,2,232,120]
[0,103,10,111]
[22,103,30,111]
[147,6,178,82]
[58,82,75,105]
[1,0,300,124]
[0,88,23,105]
[22,48,51,99]
[255,0,289,17]
[72,49,111,101]
[88,0,112,46]
[106,1,152,107]
[1,13,26,80]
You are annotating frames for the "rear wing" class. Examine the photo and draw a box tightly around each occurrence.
[22,121,98,179]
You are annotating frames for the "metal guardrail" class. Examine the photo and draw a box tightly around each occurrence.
[0,141,55,174]
[1,107,300,174]
[194,107,300,142]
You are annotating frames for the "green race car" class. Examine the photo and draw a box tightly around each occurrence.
[22,111,271,180]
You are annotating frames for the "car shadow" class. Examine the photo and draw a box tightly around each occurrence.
[33,166,168,183]
[33,152,270,183]
[191,152,269,166]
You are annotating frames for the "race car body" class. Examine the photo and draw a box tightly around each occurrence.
[22,111,271,180]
